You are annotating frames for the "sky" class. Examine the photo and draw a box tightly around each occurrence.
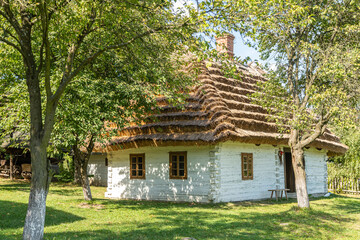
[209,31,276,68]
[232,33,261,62]
[173,0,270,66]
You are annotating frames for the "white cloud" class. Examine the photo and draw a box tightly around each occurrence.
[172,0,194,16]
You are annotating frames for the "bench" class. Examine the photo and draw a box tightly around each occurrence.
[268,189,290,201]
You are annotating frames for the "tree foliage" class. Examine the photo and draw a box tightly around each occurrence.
[328,129,360,180]
[232,0,360,208]
[0,0,242,238]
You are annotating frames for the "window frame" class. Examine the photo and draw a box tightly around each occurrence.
[241,153,253,180]
[129,154,145,179]
[169,151,187,179]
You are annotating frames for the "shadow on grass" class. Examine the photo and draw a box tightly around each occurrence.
[42,195,357,240]
[96,196,296,212]
[0,181,30,192]
[41,207,354,240]
[49,188,84,197]
[0,200,84,230]
[1,179,359,240]
[97,194,357,211]
[325,194,360,214]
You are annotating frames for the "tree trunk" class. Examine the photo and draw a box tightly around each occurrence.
[22,141,51,240]
[72,140,93,201]
[9,153,14,180]
[23,69,57,238]
[73,155,81,185]
[80,161,92,201]
[291,146,310,208]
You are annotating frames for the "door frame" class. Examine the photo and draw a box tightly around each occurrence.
[283,148,296,192]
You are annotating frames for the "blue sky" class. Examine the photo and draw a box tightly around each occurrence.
[232,33,261,62]
[231,32,277,69]
[173,0,274,67]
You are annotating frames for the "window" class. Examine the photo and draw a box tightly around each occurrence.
[169,152,187,179]
[130,154,145,179]
[105,158,108,167]
[241,153,253,180]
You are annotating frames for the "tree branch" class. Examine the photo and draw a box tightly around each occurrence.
[0,36,23,55]
[52,22,185,102]
[38,1,52,100]
[0,2,23,43]
[300,111,331,147]
[0,26,20,44]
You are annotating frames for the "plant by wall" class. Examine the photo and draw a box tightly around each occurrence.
[55,154,74,183]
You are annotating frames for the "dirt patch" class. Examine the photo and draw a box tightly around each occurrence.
[78,203,105,210]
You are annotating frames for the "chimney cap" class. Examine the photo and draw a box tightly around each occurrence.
[216,32,235,39]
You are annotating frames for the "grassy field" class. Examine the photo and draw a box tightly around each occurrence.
[0,179,359,240]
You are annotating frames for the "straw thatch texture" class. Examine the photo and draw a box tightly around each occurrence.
[94,62,347,155]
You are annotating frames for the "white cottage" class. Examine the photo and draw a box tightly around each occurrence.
[89,34,347,202]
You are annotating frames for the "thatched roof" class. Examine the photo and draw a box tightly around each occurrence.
[94,61,347,156]
[0,131,29,149]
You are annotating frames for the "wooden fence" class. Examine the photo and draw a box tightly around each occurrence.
[328,177,360,194]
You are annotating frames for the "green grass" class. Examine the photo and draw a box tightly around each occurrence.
[0,179,359,240]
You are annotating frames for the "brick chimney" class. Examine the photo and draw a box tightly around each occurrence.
[216,33,235,59]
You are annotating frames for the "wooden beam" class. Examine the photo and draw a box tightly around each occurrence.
[9,153,14,180]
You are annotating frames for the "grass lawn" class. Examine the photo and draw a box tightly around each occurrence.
[0,179,359,240]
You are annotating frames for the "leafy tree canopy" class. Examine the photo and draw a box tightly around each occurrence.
[229,0,360,208]
[0,1,244,237]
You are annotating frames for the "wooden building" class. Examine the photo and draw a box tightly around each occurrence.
[89,35,347,202]
[0,132,60,180]
[0,132,32,179]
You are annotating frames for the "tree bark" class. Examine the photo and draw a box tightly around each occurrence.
[73,155,81,185]
[80,160,92,201]
[9,153,14,180]
[22,63,56,239]
[291,146,310,208]
[72,136,94,201]
[22,140,51,240]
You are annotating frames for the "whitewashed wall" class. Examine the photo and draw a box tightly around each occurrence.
[304,148,328,195]
[101,142,328,203]
[88,153,108,187]
[217,142,328,202]
[105,145,213,202]
[218,142,280,202]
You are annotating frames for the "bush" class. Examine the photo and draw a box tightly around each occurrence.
[55,154,74,183]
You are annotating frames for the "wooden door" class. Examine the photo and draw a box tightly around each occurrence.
[285,152,296,192]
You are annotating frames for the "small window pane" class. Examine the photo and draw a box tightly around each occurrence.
[242,153,253,180]
[130,154,145,179]
[169,152,187,179]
